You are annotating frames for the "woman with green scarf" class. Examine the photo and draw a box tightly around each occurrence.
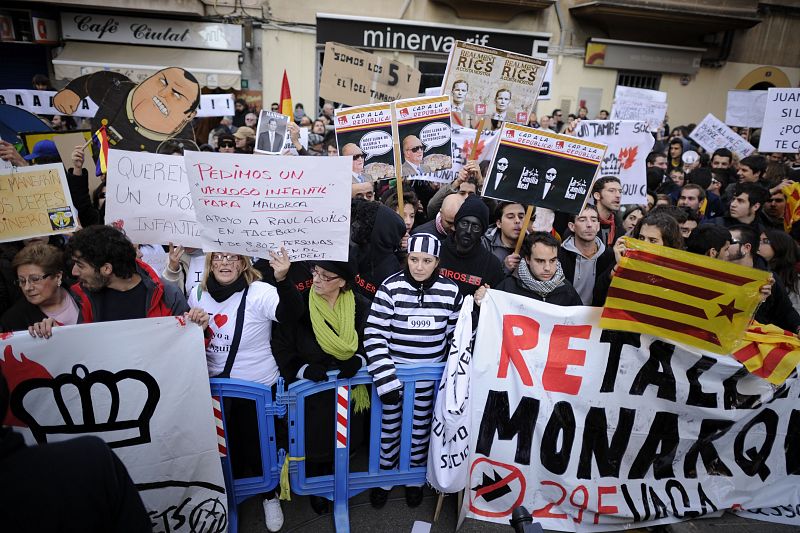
[272,251,371,515]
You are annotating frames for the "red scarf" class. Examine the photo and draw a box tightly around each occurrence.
[599,211,616,245]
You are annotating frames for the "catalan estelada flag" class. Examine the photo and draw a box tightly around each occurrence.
[733,322,800,385]
[600,237,770,354]
[781,181,800,232]
[93,125,109,176]
[279,70,293,118]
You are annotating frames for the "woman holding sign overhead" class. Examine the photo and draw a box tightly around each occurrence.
[188,247,302,532]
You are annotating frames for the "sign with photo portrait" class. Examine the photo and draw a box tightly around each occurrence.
[440,41,549,127]
[394,95,453,183]
[482,124,606,214]
[334,102,396,182]
[255,110,290,155]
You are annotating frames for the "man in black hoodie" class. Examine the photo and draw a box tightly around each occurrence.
[437,196,503,297]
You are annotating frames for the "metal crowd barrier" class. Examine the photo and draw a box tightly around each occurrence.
[209,378,286,533]
[211,363,445,533]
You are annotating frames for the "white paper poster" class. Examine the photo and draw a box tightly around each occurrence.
[610,87,668,133]
[725,90,768,128]
[462,290,800,531]
[105,149,203,248]
[1,318,228,530]
[690,113,755,159]
[573,120,654,204]
[758,88,800,154]
[183,151,352,261]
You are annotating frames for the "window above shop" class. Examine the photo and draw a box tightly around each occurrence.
[431,0,555,22]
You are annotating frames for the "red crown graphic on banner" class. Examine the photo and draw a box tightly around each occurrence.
[337,116,348,125]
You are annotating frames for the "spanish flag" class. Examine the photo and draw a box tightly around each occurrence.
[600,237,770,354]
[734,322,800,385]
[93,125,109,176]
[279,70,293,118]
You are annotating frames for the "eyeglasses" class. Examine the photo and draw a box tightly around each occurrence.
[457,219,483,233]
[729,239,741,245]
[352,153,365,160]
[219,141,235,148]
[211,253,241,263]
[15,273,53,286]
[311,267,339,282]
[406,145,424,153]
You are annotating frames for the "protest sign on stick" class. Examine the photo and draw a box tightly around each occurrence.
[690,113,755,159]
[105,149,202,248]
[482,123,606,215]
[610,87,668,133]
[395,95,454,183]
[184,151,352,261]
[335,102,396,182]
[441,41,549,127]
[463,289,800,531]
[255,110,291,155]
[319,42,421,106]
[758,88,800,153]
[0,163,77,242]
[573,120,654,204]
[0,317,228,530]
[725,90,768,128]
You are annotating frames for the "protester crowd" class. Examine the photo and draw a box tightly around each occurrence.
[2,72,800,532]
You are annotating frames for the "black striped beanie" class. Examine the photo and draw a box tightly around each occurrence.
[407,233,441,257]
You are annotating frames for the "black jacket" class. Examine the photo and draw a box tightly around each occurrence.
[1,288,83,332]
[495,275,583,306]
[558,243,615,306]
[438,236,504,297]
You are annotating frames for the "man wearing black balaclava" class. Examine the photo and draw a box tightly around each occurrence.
[437,195,504,297]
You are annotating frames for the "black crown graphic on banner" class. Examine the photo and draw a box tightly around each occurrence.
[600,152,622,177]
[10,364,160,449]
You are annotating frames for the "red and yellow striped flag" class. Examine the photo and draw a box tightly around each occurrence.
[733,322,800,385]
[600,237,770,354]
[279,70,293,118]
[781,181,800,232]
[93,125,109,175]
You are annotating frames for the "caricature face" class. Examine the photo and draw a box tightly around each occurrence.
[495,90,511,113]
[496,158,509,172]
[452,82,468,105]
[546,168,557,182]
[130,67,199,135]
[403,135,424,165]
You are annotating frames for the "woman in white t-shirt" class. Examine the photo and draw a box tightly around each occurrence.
[189,248,302,533]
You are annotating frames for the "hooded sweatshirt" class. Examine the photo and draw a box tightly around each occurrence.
[559,236,615,306]
[438,235,504,297]
[354,204,406,299]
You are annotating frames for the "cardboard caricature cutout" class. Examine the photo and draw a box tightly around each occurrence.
[53,69,200,153]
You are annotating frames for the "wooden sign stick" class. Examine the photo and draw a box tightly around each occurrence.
[513,205,534,255]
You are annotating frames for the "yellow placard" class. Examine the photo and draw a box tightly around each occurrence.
[0,163,78,242]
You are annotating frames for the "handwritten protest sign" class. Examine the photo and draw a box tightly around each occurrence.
[105,149,202,248]
[573,120,654,204]
[1,317,228,531]
[335,102,396,181]
[0,89,234,118]
[184,151,351,261]
[610,86,668,132]
[691,113,755,159]
[319,42,421,106]
[759,88,800,153]
[395,95,453,183]
[441,41,549,127]
[0,164,77,242]
[726,90,767,128]
[482,123,606,214]
[463,290,800,531]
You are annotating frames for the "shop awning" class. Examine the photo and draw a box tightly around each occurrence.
[53,42,241,90]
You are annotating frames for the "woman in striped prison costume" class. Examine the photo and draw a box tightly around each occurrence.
[365,233,463,509]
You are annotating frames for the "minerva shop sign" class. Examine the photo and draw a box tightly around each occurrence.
[60,12,242,51]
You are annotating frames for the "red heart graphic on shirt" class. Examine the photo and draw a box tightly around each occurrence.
[213,314,228,328]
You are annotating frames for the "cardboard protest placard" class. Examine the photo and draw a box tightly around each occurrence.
[20,130,100,192]
[610,86,668,132]
[254,110,290,155]
[334,102,396,182]
[52,69,201,153]
[691,113,755,159]
[183,151,352,261]
[482,123,606,214]
[0,164,78,242]
[105,149,202,248]
[319,42,421,106]
[726,90,768,128]
[464,290,800,530]
[573,120,654,204]
[0,89,234,118]
[1,317,228,530]
[759,88,800,154]
[441,41,549,127]
[394,95,453,183]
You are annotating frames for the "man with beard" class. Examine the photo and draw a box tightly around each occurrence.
[437,196,503,297]
[66,225,191,323]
